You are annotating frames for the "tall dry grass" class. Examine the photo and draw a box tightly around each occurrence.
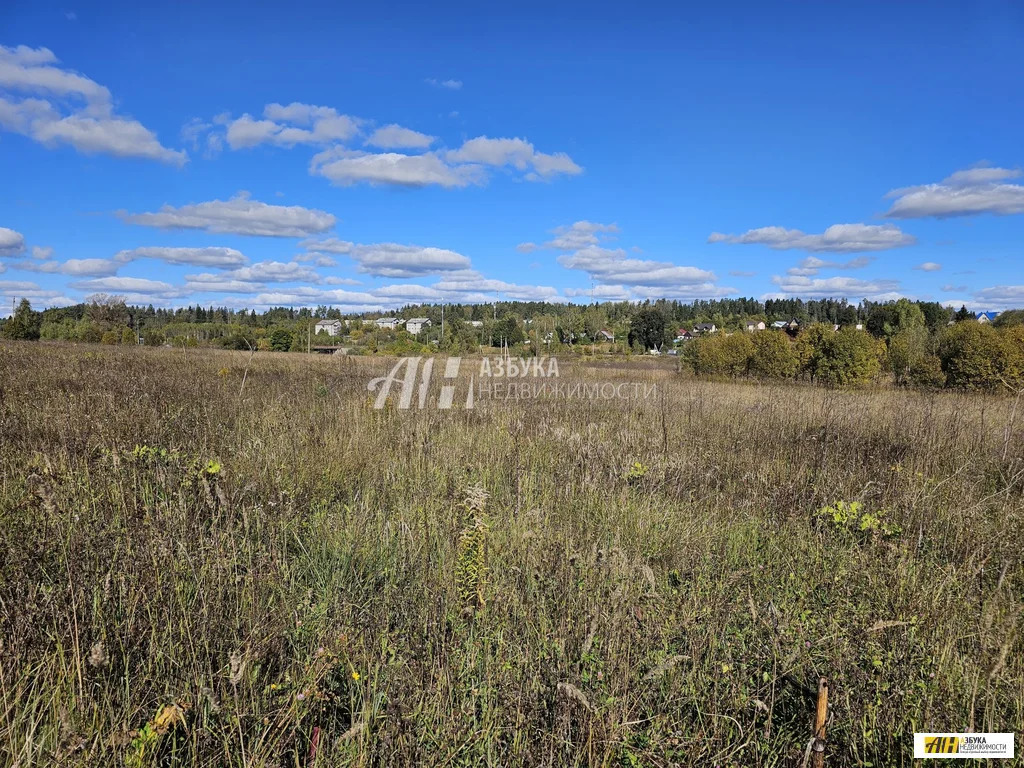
[0,342,1021,767]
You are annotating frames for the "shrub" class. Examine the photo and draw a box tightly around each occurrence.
[750,331,799,379]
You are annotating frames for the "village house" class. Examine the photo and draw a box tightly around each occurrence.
[975,311,1000,323]
[405,317,431,335]
[744,320,766,332]
[693,323,717,334]
[675,328,694,341]
[314,319,343,337]
[374,317,401,330]
[595,329,614,342]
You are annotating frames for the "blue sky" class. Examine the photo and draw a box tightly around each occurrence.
[1,0,1022,315]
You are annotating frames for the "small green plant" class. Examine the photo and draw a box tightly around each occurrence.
[817,500,901,539]
[625,461,648,484]
[126,703,184,768]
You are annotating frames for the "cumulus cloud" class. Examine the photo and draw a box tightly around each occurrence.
[120,192,337,237]
[299,237,354,254]
[225,107,360,150]
[770,275,901,299]
[183,275,268,294]
[31,245,53,260]
[915,262,942,272]
[524,220,726,300]
[545,221,619,251]
[347,243,471,277]
[426,78,462,90]
[785,255,873,276]
[431,271,560,302]
[0,279,64,303]
[0,44,185,164]
[709,223,916,253]
[14,257,120,276]
[310,148,478,188]
[0,226,26,256]
[516,242,539,254]
[223,261,319,283]
[114,246,248,268]
[885,166,1024,218]
[559,246,715,287]
[972,285,1024,310]
[191,100,581,188]
[70,276,185,298]
[446,136,582,181]
[366,124,435,149]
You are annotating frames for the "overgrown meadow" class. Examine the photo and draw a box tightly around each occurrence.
[1,343,1021,767]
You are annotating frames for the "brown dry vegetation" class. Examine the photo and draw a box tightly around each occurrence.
[0,342,1022,767]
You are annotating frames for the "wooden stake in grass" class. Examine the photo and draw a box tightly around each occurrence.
[812,677,828,768]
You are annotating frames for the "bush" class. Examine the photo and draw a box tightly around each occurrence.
[750,331,799,379]
[797,324,882,387]
[938,322,1010,391]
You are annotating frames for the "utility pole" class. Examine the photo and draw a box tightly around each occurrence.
[441,303,445,349]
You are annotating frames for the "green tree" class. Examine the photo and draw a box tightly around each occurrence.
[628,308,667,351]
[143,330,165,347]
[887,327,928,386]
[269,328,293,352]
[719,333,754,377]
[0,299,42,341]
[993,309,1024,328]
[797,324,881,387]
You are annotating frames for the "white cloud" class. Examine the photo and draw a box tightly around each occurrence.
[348,243,471,277]
[431,271,560,301]
[0,279,62,302]
[915,262,942,272]
[184,275,268,294]
[885,166,1024,218]
[192,101,580,188]
[446,136,582,180]
[310,148,479,188]
[545,221,619,251]
[366,124,435,149]
[559,246,715,287]
[300,237,354,254]
[120,192,336,237]
[323,276,360,286]
[709,223,916,253]
[770,275,901,299]
[115,246,248,268]
[426,78,462,90]
[223,103,360,149]
[15,257,120,276]
[0,226,26,256]
[972,285,1024,310]
[565,285,632,301]
[516,242,539,254]
[223,261,319,283]
[785,255,873,276]
[0,45,185,165]
[31,245,53,260]
[70,276,184,297]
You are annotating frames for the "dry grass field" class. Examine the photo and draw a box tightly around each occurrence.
[1,342,1022,766]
